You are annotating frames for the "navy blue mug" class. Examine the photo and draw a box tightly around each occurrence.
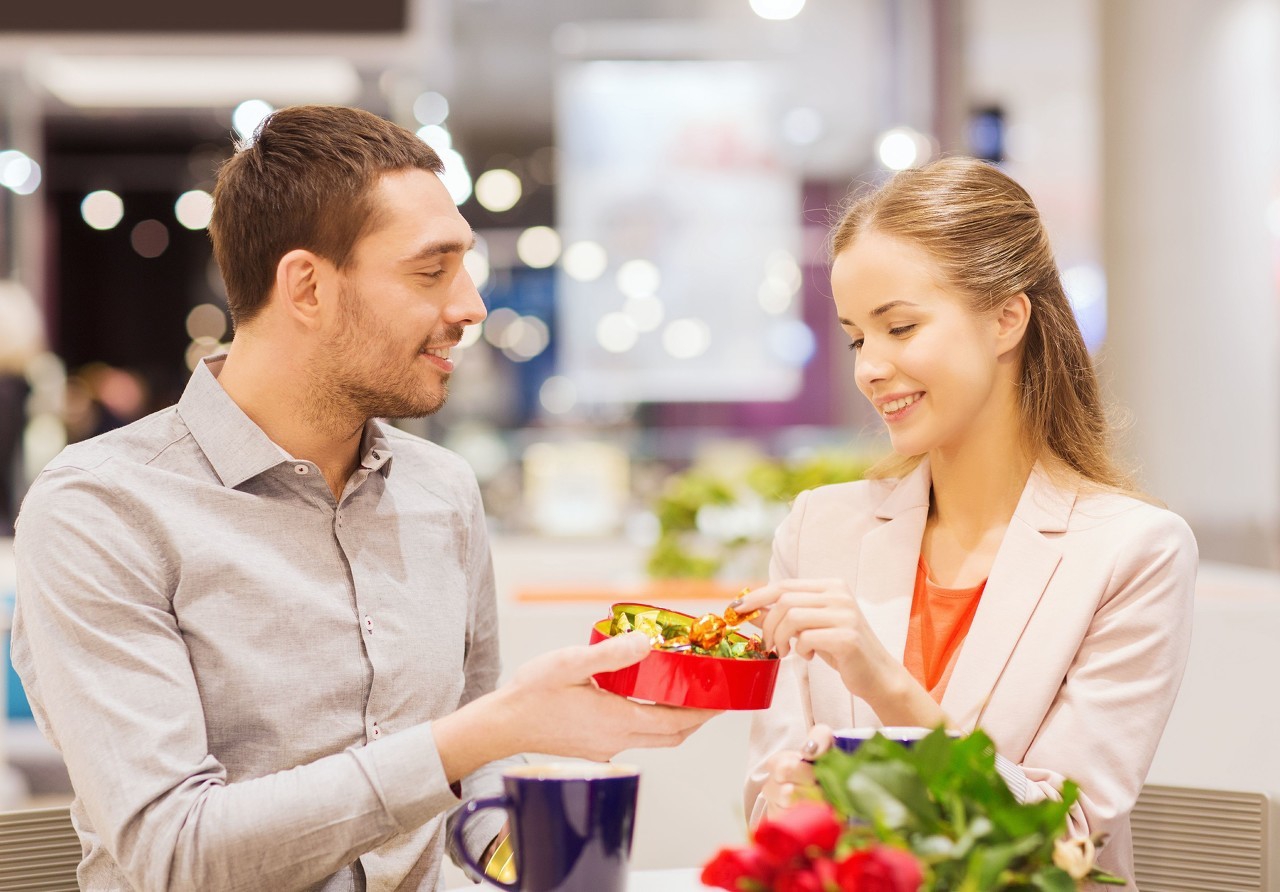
[452,763,640,892]
[831,726,961,753]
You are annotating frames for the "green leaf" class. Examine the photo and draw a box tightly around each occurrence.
[1028,866,1077,892]
[845,762,939,832]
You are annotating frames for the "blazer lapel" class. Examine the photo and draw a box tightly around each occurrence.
[939,464,1075,730]
[850,461,931,726]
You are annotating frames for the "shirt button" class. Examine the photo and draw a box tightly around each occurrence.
[371,722,381,739]
[371,450,380,460]
[293,464,309,475]
[364,615,373,634]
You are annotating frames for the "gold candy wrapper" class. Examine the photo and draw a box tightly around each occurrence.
[608,603,773,660]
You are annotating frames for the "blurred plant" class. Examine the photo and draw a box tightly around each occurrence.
[646,452,873,580]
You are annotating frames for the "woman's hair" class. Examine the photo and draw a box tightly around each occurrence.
[209,105,444,328]
[832,156,1133,492]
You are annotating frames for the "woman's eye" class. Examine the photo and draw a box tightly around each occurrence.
[889,324,916,337]
[847,339,863,352]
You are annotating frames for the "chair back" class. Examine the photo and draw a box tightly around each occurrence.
[1132,784,1268,891]
[0,804,81,891]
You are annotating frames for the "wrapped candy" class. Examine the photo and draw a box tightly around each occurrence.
[689,613,729,650]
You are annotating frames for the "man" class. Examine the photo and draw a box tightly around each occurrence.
[10,106,712,891]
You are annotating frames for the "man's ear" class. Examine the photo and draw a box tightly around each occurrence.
[273,249,329,330]
[995,292,1032,357]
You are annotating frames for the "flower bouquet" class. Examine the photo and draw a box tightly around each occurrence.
[702,728,1123,891]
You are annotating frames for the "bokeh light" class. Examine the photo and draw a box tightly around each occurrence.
[174,190,214,230]
[81,190,125,230]
[516,226,562,268]
[232,99,274,143]
[474,168,522,213]
[562,241,608,282]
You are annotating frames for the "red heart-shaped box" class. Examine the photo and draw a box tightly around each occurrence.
[588,603,780,710]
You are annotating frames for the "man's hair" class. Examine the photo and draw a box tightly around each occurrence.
[208,105,444,327]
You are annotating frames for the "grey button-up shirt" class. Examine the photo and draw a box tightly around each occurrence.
[11,356,510,891]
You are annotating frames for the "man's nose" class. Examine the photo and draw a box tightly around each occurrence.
[449,267,487,326]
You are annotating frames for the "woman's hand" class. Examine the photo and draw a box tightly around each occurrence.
[759,724,834,820]
[736,578,902,702]
[735,579,946,728]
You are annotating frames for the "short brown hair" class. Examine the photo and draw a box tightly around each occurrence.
[833,157,1133,492]
[209,105,444,326]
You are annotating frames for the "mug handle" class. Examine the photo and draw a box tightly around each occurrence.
[452,796,519,891]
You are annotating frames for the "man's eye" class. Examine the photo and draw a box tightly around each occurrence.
[418,270,447,281]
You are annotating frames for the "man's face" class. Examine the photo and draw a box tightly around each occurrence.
[317,168,485,422]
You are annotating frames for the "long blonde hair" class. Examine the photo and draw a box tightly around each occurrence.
[833,157,1133,492]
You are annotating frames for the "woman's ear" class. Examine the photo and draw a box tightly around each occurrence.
[995,292,1032,357]
[273,249,326,330]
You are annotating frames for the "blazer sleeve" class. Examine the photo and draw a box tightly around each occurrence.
[743,489,817,826]
[1013,509,1197,851]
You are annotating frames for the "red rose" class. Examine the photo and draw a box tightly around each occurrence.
[836,846,923,892]
[754,802,844,863]
[774,864,825,892]
[700,845,776,891]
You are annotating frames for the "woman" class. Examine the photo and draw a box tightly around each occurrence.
[736,157,1196,886]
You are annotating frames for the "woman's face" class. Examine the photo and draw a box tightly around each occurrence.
[831,230,1020,459]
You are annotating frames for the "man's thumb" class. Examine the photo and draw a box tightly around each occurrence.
[578,631,652,678]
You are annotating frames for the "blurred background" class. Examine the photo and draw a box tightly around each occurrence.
[1,0,1279,881]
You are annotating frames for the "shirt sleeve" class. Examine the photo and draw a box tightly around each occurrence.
[445,477,521,873]
[10,466,464,892]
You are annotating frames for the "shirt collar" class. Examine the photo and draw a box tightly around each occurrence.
[178,355,395,488]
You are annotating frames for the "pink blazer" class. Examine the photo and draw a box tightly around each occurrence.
[745,460,1197,885]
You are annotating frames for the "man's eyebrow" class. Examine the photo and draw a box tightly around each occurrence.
[402,233,477,263]
[839,300,919,326]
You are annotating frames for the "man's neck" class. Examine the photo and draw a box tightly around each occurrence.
[215,339,364,500]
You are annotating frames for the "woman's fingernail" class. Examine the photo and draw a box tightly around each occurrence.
[801,739,819,757]
[728,598,744,609]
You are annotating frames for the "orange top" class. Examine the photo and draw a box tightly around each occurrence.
[903,557,987,702]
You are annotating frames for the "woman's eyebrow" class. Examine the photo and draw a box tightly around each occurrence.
[838,299,920,327]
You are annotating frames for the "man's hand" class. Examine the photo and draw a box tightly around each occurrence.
[434,633,719,780]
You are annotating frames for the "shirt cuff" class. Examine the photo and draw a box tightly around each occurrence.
[994,752,1029,803]
[350,722,459,831]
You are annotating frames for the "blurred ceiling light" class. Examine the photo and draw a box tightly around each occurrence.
[781,107,824,146]
[412,91,449,126]
[765,250,802,294]
[877,126,932,171]
[174,189,214,230]
[539,375,578,415]
[482,307,520,347]
[131,219,170,258]
[463,247,491,290]
[767,319,817,367]
[1062,263,1108,352]
[81,189,125,230]
[757,280,793,315]
[437,148,473,205]
[616,259,661,299]
[474,168,522,213]
[516,226,562,268]
[562,240,608,282]
[750,0,805,21]
[597,312,639,353]
[623,295,665,332]
[185,304,228,341]
[662,318,711,359]
[233,99,274,143]
[0,150,41,195]
[502,316,550,362]
[1267,198,1280,238]
[416,124,452,152]
[185,337,224,372]
[28,55,360,108]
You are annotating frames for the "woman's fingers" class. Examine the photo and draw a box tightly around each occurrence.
[769,606,858,657]
[735,579,847,613]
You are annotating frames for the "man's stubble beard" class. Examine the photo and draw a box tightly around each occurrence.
[304,283,454,431]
